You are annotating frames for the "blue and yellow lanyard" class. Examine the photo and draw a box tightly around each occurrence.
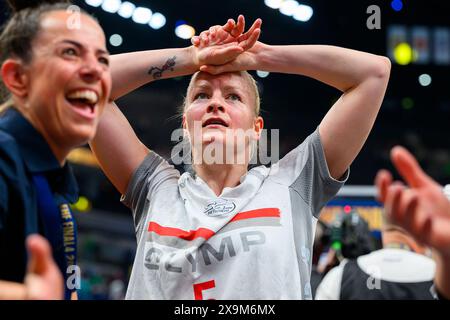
[32,173,77,300]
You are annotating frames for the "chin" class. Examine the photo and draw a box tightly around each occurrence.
[202,132,227,145]
[65,125,96,147]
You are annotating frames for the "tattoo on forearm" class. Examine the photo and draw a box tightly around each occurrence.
[148,56,177,79]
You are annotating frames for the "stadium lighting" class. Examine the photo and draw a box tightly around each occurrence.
[418,74,432,87]
[101,0,121,13]
[175,24,196,40]
[132,7,152,24]
[264,1,314,23]
[149,12,166,30]
[293,4,313,22]
[85,0,103,7]
[87,0,167,31]
[391,0,403,12]
[109,34,123,47]
[264,0,283,9]
[279,0,299,16]
[118,1,135,18]
[394,43,413,65]
[256,70,270,78]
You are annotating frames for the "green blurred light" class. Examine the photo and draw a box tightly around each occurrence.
[444,163,450,176]
[331,241,342,251]
[401,97,414,110]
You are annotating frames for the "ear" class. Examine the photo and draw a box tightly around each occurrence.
[182,114,187,130]
[1,59,29,98]
[253,116,264,140]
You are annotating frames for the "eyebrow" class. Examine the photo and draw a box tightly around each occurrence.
[192,84,211,91]
[60,39,109,55]
[222,85,244,93]
[193,82,242,92]
[191,83,248,102]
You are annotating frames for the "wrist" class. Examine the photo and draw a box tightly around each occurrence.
[187,45,201,72]
[250,42,272,71]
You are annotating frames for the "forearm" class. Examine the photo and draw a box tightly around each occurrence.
[245,44,390,179]
[90,103,149,194]
[254,43,390,92]
[110,46,198,100]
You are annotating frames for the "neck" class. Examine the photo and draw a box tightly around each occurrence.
[17,105,68,166]
[191,140,253,196]
[382,230,427,255]
[194,163,248,197]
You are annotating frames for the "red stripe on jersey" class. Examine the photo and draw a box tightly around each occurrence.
[230,208,280,222]
[148,208,280,240]
[148,222,215,241]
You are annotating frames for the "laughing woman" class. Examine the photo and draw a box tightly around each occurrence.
[90,17,391,299]
[0,0,112,299]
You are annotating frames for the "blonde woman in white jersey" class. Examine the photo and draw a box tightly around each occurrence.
[91,16,391,299]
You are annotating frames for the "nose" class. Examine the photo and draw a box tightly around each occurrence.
[79,54,104,83]
[206,104,225,113]
[206,96,226,114]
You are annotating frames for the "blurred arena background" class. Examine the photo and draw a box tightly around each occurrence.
[1,0,448,299]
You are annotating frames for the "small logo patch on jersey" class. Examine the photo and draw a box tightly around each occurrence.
[204,199,236,217]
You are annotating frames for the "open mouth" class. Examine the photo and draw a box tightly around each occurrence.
[66,89,99,119]
[202,117,229,128]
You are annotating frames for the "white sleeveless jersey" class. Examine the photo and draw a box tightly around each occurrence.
[122,129,348,299]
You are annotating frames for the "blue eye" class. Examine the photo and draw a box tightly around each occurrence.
[228,94,241,101]
[194,93,209,100]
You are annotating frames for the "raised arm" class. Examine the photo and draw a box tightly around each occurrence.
[90,102,149,194]
[109,16,261,100]
[94,45,212,194]
[200,42,391,180]
[91,17,262,195]
[109,47,198,101]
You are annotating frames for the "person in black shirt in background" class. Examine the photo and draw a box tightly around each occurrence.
[315,209,436,300]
